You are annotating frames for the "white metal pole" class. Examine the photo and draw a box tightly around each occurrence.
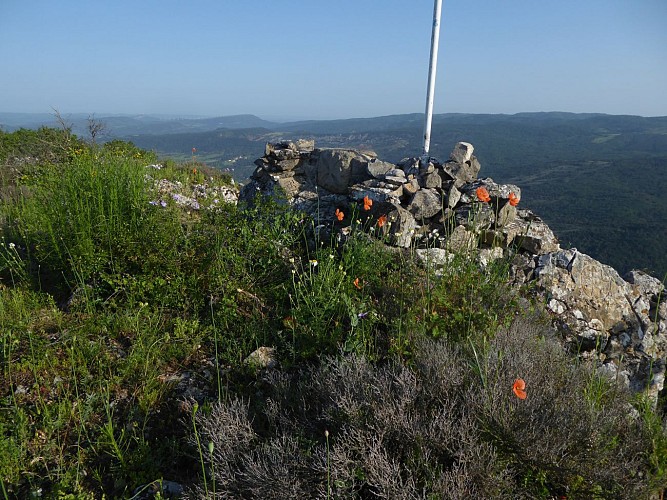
[421,0,443,165]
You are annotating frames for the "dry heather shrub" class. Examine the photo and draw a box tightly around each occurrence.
[189,317,661,499]
[473,317,652,498]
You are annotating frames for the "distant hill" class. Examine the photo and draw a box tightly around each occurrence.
[0,112,278,137]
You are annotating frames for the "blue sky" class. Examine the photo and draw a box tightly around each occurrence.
[1,0,666,120]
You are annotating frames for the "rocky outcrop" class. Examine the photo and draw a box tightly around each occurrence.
[240,140,667,404]
[147,165,239,209]
[536,250,666,400]
[240,140,538,253]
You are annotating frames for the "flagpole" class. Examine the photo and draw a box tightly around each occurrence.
[421,0,443,167]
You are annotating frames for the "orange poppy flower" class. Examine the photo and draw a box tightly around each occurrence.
[513,378,527,400]
[476,186,490,203]
[363,195,373,211]
[377,214,387,228]
[335,208,344,221]
[508,192,520,207]
[353,277,362,290]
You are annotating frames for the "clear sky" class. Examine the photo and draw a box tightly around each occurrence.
[1,0,666,120]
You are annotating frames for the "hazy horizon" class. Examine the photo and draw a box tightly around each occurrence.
[2,0,666,120]
[3,110,667,127]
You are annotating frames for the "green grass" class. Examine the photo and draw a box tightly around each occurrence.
[0,128,666,498]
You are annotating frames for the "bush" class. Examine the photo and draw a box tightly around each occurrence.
[189,315,664,499]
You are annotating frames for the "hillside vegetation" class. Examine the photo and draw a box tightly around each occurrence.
[120,112,667,278]
[0,128,666,498]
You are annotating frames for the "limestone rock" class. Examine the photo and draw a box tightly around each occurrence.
[624,270,664,298]
[479,246,504,269]
[387,206,417,248]
[367,159,397,179]
[416,248,454,270]
[402,178,420,198]
[316,149,371,194]
[514,209,559,254]
[244,347,278,370]
[455,204,494,231]
[444,183,461,209]
[446,225,476,253]
[441,159,480,187]
[495,202,517,228]
[420,171,442,189]
[407,188,443,220]
[534,249,637,343]
[450,141,474,163]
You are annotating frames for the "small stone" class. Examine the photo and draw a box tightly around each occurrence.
[478,247,504,268]
[450,142,474,163]
[367,160,397,178]
[446,225,476,253]
[244,347,278,370]
[416,248,454,269]
[407,188,443,220]
[547,298,566,315]
[624,270,664,298]
[445,184,461,209]
[420,171,442,189]
[387,206,417,248]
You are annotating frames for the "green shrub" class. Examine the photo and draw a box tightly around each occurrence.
[190,316,665,499]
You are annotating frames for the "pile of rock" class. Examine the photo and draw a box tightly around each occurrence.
[240,140,667,403]
[241,140,558,257]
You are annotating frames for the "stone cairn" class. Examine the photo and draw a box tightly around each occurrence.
[240,140,667,403]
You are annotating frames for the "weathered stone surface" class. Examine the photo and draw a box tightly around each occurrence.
[385,168,406,179]
[535,249,637,341]
[447,182,461,208]
[383,206,415,248]
[407,188,442,220]
[275,173,303,198]
[514,209,559,254]
[495,202,517,228]
[402,178,420,197]
[244,347,278,370]
[274,158,302,171]
[450,141,474,163]
[624,270,664,298]
[265,140,300,159]
[349,185,400,205]
[419,161,435,174]
[482,229,512,248]
[289,188,349,224]
[294,138,315,152]
[461,179,521,205]
[420,171,442,189]
[416,248,454,269]
[455,204,494,231]
[316,149,369,194]
[447,225,476,253]
[380,176,403,188]
[441,159,480,187]
[479,246,504,269]
[366,160,397,179]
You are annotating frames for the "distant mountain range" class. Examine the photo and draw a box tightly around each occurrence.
[3,111,667,278]
[0,112,278,136]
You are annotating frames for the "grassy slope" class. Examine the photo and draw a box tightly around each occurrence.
[0,128,666,498]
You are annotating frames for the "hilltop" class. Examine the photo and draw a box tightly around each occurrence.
[1,128,666,498]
